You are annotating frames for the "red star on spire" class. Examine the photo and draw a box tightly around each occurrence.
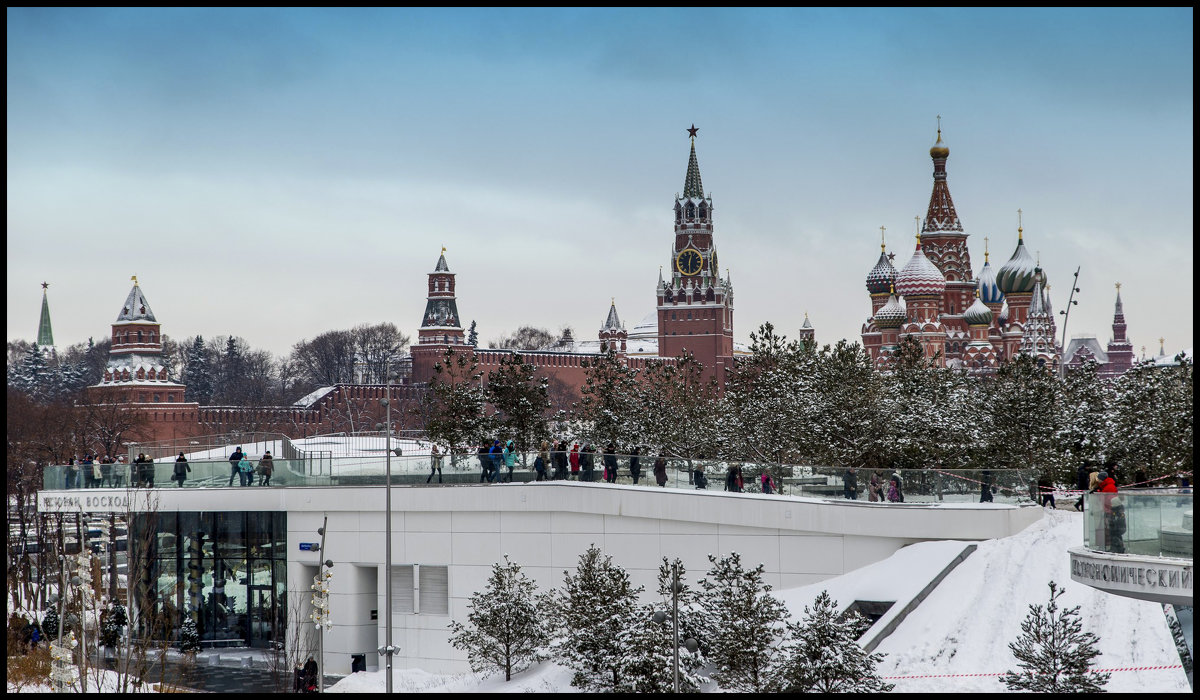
[687,124,699,139]
[42,281,49,290]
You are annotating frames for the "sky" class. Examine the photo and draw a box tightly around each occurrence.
[7,8,1194,362]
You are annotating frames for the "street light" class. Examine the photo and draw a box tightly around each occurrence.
[312,518,333,693]
[374,349,400,694]
[1058,266,1081,379]
[651,562,698,693]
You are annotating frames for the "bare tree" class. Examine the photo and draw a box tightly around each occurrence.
[488,326,557,351]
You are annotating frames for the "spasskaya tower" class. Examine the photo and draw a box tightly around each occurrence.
[656,125,735,384]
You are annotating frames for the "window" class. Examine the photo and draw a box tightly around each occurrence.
[418,565,449,615]
[390,565,414,613]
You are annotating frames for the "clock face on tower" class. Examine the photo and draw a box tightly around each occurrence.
[676,248,703,276]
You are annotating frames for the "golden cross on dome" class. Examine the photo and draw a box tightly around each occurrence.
[1017,208,1023,238]
[914,216,921,244]
[879,225,887,250]
[984,236,990,262]
[441,245,446,254]
[131,275,138,286]
[936,114,942,138]
[1115,281,1121,291]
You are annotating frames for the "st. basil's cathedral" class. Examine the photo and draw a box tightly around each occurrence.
[862,125,1067,373]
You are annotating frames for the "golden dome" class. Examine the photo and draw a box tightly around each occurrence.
[929,129,949,159]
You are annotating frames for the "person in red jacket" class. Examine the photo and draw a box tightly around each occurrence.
[1093,471,1125,553]
[569,444,581,480]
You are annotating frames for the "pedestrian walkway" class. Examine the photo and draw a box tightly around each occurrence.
[93,647,341,693]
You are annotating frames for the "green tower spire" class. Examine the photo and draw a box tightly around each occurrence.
[37,282,54,347]
[683,124,704,199]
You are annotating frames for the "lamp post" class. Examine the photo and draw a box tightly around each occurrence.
[312,517,333,693]
[651,561,698,693]
[374,351,400,694]
[1058,266,1081,379]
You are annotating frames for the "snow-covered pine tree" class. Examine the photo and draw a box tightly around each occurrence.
[179,614,201,654]
[42,605,60,639]
[467,321,478,348]
[447,555,550,681]
[100,603,126,649]
[771,590,894,693]
[1000,581,1110,692]
[697,552,790,692]
[182,336,214,404]
[486,353,551,456]
[556,545,644,692]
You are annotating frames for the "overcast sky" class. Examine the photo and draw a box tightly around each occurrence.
[7,8,1193,360]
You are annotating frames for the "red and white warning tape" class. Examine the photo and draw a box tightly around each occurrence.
[881,663,1183,680]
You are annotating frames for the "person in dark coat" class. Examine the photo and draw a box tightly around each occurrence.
[653,456,668,487]
[1037,472,1056,508]
[602,443,618,483]
[843,467,858,500]
[302,655,319,693]
[693,463,708,490]
[1074,461,1091,511]
[979,470,994,503]
[259,451,275,486]
[477,443,490,482]
[488,440,503,483]
[629,446,642,484]
[173,452,191,487]
[553,441,568,480]
[227,446,244,487]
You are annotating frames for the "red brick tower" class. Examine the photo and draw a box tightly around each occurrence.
[598,300,628,355]
[919,120,975,356]
[656,126,734,384]
[1105,283,1135,376]
[411,249,466,383]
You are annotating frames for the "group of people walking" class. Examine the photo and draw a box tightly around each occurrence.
[225,446,274,487]
[844,468,905,502]
[63,453,122,489]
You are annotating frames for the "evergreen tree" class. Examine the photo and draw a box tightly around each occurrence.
[100,603,127,648]
[486,352,551,455]
[1056,360,1114,482]
[771,591,894,693]
[618,558,705,693]
[1000,581,1110,693]
[179,614,201,653]
[448,556,550,681]
[42,605,60,639]
[983,355,1061,476]
[697,552,790,692]
[557,545,644,692]
[721,323,813,466]
[632,352,721,462]
[420,348,495,456]
[575,351,640,448]
[808,340,887,470]
[467,320,478,348]
[9,343,51,398]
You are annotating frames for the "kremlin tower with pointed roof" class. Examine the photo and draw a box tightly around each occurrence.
[862,123,1062,373]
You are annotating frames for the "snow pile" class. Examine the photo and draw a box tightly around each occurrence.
[323,509,1187,693]
[870,509,1189,693]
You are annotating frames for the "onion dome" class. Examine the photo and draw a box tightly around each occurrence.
[895,237,946,297]
[866,248,897,294]
[874,287,907,329]
[930,127,949,159]
[996,229,1038,295]
[976,259,1004,305]
[963,293,993,326]
[998,300,1009,327]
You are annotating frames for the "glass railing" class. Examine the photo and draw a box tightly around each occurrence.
[1083,491,1193,559]
[43,455,1041,504]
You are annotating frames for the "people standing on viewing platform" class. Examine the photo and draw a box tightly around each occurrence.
[534,444,547,481]
[65,456,78,489]
[477,443,490,482]
[99,454,115,487]
[552,441,568,480]
[82,453,96,488]
[237,453,254,486]
[580,444,596,482]
[1038,472,1056,508]
[1074,461,1092,511]
[602,443,618,483]
[569,443,581,479]
[843,467,858,500]
[758,469,772,495]
[887,472,903,502]
[980,470,994,502]
[259,451,274,486]
[629,446,642,484]
[502,440,516,482]
[488,440,503,482]
[427,444,443,484]
[227,446,244,487]
[653,455,667,487]
[173,452,190,487]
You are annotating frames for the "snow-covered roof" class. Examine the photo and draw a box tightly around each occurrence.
[115,283,157,323]
[1064,336,1109,365]
[293,386,337,408]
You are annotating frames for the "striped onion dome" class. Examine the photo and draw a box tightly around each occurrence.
[895,241,946,297]
[976,260,1004,305]
[874,289,907,329]
[865,249,897,294]
[963,294,993,326]
[998,300,1009,327]
[996,236,1038,294]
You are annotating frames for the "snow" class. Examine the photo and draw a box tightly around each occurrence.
[292,386,336,407]
[318,509,1188,694]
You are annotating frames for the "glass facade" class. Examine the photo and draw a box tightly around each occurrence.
[129,511,287,647]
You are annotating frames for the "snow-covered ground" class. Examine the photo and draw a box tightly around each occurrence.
[323,509,1189,693]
